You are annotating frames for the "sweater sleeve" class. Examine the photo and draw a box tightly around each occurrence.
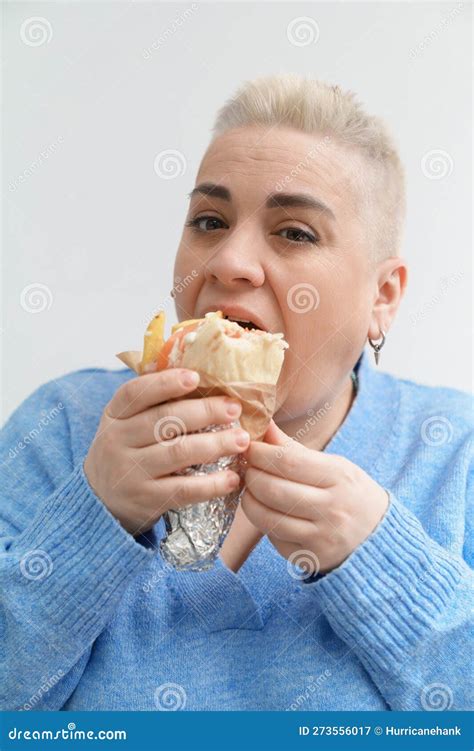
[302,490,473,711]
[0,381,154,710]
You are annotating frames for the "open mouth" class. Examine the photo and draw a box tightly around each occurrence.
[222,315,263,332]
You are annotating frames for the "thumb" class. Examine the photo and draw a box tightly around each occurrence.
[262,419,289,446]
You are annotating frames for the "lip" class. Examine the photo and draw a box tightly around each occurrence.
[197,304,271,333]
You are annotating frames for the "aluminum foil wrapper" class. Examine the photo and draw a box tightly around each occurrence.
[159,420,246,572]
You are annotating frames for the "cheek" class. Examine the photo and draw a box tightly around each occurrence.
[281,273,340,363]
[275,272,370,414]
[281,258,369,352]
[173,243,204,319]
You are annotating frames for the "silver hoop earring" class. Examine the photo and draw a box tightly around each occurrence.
[368,330,386,366]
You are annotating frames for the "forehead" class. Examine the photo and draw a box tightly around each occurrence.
[196,125,362,207]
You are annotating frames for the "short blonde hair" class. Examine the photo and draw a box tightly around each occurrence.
[211,73,405,264]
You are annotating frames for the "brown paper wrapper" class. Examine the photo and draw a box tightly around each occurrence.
[116,350,276,440]
[116,349,273,572]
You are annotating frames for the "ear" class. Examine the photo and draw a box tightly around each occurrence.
[369,257,408,340]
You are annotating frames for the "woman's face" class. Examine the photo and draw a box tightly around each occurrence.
[173,125,400,419]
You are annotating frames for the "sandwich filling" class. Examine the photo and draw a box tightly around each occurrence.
[162,311,288,383]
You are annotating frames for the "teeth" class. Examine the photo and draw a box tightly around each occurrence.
[225,316,251,323]
[226,317,258,328]
[222,314,265,331]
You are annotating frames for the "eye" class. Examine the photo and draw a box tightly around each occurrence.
[277,227,319,244]
[185,215,228,232]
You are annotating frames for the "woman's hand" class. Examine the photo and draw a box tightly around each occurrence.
[84,369,249,536]
[241,420,389,575]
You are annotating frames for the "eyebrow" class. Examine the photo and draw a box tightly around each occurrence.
[187,182,335,220]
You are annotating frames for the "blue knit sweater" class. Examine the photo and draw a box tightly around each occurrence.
[1,350,472,712]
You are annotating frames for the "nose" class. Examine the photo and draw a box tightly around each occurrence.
[204,228,265,288]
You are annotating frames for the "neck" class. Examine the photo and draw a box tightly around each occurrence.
[275,373,356,451]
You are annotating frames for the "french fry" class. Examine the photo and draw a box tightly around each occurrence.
[140,312,165,373]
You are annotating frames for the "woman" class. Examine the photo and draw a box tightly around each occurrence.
[1,74,471,712]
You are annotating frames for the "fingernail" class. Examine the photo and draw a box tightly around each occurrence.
[225,399,241,417]
[227,472,240,490]
[234,429,250,447]
[181,371,199,387]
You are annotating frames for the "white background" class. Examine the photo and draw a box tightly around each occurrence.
[2,1,472,423]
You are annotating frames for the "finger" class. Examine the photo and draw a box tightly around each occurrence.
[106,369,200,419]
[244,466,329,521]
[122,396,242,448]
[241,489,311,543]
[144,469,242,510]
[138,426,250,478]
[246,439,339,488]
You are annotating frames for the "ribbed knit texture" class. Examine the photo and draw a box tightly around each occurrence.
[1,351,472,711]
